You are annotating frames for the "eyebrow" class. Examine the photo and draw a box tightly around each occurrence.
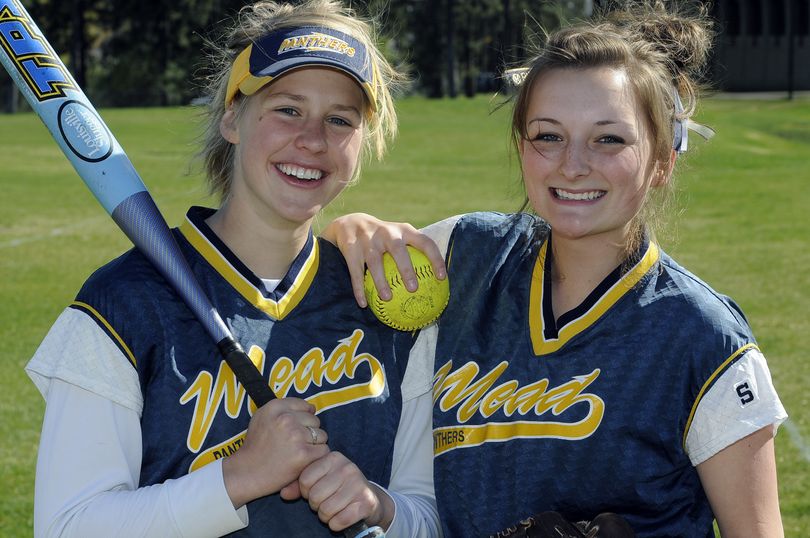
[529,117,622,126]
[333,104,363,116]
[529,117,559,125]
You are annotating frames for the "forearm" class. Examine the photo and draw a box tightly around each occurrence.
[45,464,246,538]
[381,488,441,538]
[34,379,246,538]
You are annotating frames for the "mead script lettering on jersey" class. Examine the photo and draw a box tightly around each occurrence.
[180,329,385,453]
[432,360,604,455]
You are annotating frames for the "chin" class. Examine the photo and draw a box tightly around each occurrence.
[551,229,592,241]
[271,205,317,225]
[547,220,603,240]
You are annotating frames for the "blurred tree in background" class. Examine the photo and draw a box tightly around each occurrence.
[353,0,580,98]
[3,0,589,110]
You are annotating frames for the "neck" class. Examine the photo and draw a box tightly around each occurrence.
[549,233,626,318]
[206,203,311,280]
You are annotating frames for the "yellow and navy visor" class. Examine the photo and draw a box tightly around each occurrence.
[225,26,377,112]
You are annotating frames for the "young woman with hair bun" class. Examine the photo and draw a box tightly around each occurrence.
[327,2,787,536]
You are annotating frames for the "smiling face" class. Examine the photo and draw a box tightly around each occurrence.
[220,67,365,229]
[520,66,669,247]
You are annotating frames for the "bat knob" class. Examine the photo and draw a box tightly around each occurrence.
[344,522,385,538]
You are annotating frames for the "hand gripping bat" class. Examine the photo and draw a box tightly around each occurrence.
[0,2,382,536]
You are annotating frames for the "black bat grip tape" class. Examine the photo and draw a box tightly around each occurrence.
[217,337,275,406]
[216,337,385,537]
[345,522,385,537]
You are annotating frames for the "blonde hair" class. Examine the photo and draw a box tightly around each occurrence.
[511,1,713,253]
[198,0,404,201]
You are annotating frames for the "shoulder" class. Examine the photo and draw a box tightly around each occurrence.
[314,237,354,282]
[74,243,177,339]
[651,250,761,398]
[79,247,161,300]
[655,250,752,333]
[453,211,546,236]
[442,212,546,289]
[449,211,548,252]
[27,306,144,414]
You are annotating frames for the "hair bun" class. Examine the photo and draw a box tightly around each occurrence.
[605,1,714,79]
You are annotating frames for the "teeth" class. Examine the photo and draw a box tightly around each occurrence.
[278,163,323,180]
[554,189,604,201]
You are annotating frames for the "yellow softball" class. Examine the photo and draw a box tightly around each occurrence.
[364,246,449,331]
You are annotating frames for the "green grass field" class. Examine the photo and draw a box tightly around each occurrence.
[1,95,808,535]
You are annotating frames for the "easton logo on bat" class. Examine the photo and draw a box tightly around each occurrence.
[0,0,75,101]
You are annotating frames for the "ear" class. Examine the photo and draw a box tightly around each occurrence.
[653,149,677,187]
[220,104,240,144]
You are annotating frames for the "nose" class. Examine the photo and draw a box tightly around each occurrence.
[558,142,590,180]
[295,119,327,153]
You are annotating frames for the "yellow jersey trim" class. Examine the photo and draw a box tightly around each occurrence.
[179,217,318,320]
[529,241,660,356]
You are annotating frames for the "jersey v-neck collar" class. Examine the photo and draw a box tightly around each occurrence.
[179,206,319,320]
[528,234,659,356]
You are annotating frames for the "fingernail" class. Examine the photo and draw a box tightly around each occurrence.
[406,279,417,292]
[437,268,446,279]
[381,290,392,301]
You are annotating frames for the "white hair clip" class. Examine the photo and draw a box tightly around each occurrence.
[673,89,715,153]
[503,67,529,89]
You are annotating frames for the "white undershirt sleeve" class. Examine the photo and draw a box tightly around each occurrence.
[382,326,441,537]
[420,216,461,258]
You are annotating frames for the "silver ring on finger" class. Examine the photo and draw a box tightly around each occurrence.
[306,425,318,444]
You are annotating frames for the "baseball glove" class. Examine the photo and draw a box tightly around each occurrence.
[489,511,636,538]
